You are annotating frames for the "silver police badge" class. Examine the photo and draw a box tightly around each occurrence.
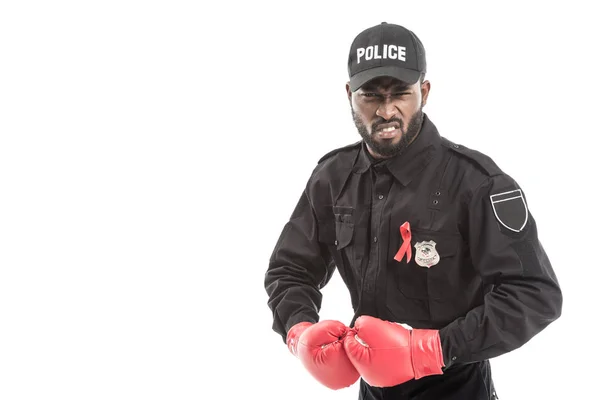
[414,240,440,268]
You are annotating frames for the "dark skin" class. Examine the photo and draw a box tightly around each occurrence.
[346,76,431,159]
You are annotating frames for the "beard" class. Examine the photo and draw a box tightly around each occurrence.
[352,106,424,158]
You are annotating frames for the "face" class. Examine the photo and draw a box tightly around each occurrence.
[347,76,430,159]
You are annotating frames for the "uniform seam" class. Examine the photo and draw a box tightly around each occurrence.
[476,362,492,400]
[438,151,454,186]
[465,177,494,284]
[408,30,420,70]
[465,175,493,206]
[441,139,503,178]
[318,141,361,164]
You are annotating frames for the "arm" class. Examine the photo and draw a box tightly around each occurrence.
[264,185,336,343]
[439,174,563,366]
[264,183,359,390]
[343,174,562,387]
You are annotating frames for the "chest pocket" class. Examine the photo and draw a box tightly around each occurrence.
[317,207,356,268]
[333,206,355,250]
[391,227,475,324]
[317,208,361,310]
[390,228,462,299]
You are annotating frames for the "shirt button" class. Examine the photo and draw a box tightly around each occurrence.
[373,236,378,243]
[378,194,384,200]
[334,240,338,246]
[451,356,457,361]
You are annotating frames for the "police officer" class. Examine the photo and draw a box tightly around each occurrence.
[264,22,562,400]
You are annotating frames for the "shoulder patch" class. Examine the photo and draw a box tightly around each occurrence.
[318,141,362,164]
[490,188,529,232]
[441,138,502,176]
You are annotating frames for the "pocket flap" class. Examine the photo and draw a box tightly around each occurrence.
[411,229,460,257]
[335,221,354,249]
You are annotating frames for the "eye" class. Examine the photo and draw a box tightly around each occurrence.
[393,92,410,97]
[363,92,378,97]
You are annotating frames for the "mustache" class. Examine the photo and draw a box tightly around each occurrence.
[372,118,404,132]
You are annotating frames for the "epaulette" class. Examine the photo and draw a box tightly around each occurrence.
[441,137,503,177]
[317,140,362,164]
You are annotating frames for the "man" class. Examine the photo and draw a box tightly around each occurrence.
[264,22,562,400]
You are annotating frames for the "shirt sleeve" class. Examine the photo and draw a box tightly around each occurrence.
[438,173,562,367]
[264,183,336,344]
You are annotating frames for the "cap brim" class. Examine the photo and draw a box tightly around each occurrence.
[349,66,421,91]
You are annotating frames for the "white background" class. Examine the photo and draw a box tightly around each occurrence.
[1,1,598,399]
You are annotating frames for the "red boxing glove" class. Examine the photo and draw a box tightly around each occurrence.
[286,320,360,390]
[343,315,444,387]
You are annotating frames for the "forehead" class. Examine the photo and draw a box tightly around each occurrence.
[360,76,412,91]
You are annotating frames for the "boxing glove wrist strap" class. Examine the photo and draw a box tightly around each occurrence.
[411,329,445,379]
[286,322,313,356]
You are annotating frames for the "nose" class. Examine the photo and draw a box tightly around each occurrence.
[375,98,398,120]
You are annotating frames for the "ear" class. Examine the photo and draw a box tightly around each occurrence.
[346,82,352,104]
[420,80,431,107]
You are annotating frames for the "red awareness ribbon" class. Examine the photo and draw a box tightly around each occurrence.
[394,221,412,263]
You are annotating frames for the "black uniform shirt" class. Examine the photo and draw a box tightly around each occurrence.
[265,114,562,368]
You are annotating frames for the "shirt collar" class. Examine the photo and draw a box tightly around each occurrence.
[352,113,441,186]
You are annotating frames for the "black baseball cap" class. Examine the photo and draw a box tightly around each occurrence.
[348,22,426,91]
